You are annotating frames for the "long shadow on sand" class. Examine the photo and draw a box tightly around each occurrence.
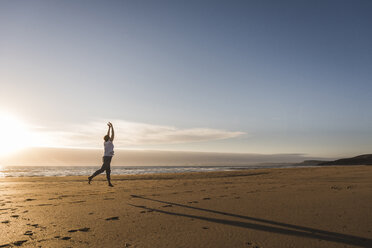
[129,195,372,248]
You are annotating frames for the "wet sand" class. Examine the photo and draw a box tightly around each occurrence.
[0,165,371,248]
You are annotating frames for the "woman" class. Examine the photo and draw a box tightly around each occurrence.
[88,122,115,187]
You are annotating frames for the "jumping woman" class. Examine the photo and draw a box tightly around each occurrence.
[88,122,114,187]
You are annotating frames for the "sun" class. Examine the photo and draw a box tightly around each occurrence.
[0,112,33,157]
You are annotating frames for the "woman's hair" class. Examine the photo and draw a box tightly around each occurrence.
[104,135,110,142]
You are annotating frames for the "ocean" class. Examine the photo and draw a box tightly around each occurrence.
[0,164,301,177]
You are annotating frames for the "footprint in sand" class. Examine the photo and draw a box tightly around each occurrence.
[27,223,46,230]
[68,227,90,232]
[10,215,19,218]
[246,241,261,248]
[140,209,153,213]
[331,186,342,190]
[1,220,10,224]
[70,201,86,204]
[105,216,119,221]
[24,231,33,236]
[12,240,28,246]
[27,224,39,228]
[25,199,36,202]
[79,227,90,232]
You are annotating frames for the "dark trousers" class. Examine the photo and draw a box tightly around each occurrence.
[91,156,112,182]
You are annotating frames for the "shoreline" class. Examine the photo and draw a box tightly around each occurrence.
[0,164,365,179]
[0,164,369,180]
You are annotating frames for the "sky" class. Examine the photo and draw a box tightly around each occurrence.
[1,0,372,159]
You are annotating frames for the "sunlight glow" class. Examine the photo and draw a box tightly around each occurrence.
[0,112,33,157]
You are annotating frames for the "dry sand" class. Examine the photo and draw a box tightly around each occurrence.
[0,166,371,248]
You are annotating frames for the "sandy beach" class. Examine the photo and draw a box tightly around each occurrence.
[0,165,371,248]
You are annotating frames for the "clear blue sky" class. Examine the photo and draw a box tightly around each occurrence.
[1,0,371,157]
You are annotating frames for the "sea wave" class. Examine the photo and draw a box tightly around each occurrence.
[0,164,300,177]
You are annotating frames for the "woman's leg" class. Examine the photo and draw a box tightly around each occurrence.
[104,156,113,186]
[106,168,112,185]
[90,167,105,178]
[88,157,106,184]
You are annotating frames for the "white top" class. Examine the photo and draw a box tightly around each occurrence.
[104,140,114,157]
